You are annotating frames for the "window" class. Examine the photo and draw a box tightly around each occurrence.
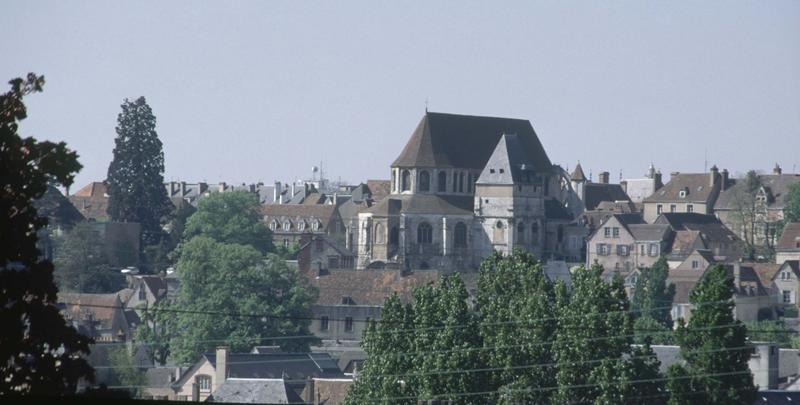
[453,171,458,192]
[649,243,659,256]
[283,238,289,247]
[597,243,609,256]
[391,170,396,192]
[417,222,433,244]
[670,204,677,213]
[604,227,611,238]
[401,170,411,191]
[196,375,211,392]
[418,171,430,192]
[640,244,645,256]
[499,168,504,174]
[691,260,699,269]
[517,223,525,244]
[454,222,467,248]
[311,220,320,231]
[615,262,620,270]
[316,238,324,252]
[612,227,620,238]
[344,317,354,332]
[687,204,694,213]
[328,256,340,269]
[531,223,539,244]
[269,220,277,231]
[467,173,473,192]
[283,221,291,231]
[389,226,399,245]
[617,245,629,256]
[490,169,495,174]
[374,223,385,244]
[657,204,663,214]
[320,316,329,331]
[458,172,464,193]
[784,290,793,304]
[493,221,506,243]
[438,171,447,192]
[297,220,305,231]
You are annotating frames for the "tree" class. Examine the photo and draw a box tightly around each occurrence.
[631,257,675,344]
[107,347,145,397]
[666,264,756,404]
[171,238,317,363]
[785,183,800,224]
[106,97,172,248]
[183,191,272,254]
[344,295,414,405]
[745,320,793,348]
[54,222,125,293]
[135,300,175,366]
[0,73,94,395]
[553,263,664,404]
[475,250,556,403]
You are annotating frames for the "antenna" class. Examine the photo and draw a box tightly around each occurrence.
[704,148,708,172]
[425,98,429,113]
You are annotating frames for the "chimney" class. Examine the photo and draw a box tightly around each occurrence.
[774,163,782,175]
[733,262,741,290]
[721,169,729,191]
[598,171,610,184]
[180,181,187,196]
[273,182,281,203]
[191,383,199,402]
[710,165,719,187]
[333,192,338,205]
[654,171,663,190]
[291,182,296,197]
[214,346,228,392]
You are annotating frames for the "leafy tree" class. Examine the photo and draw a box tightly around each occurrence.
[183,191,272,253]
[475,250,556,403]
[745,320,792,348]
[785,182,800,223]
[344,295,414,405]
[54,222,125,293]
[108,347,145,397]
[410,275,483,404]
[0,73,94,395]
[666,264,756,404]
[135,300,175,365]
[553,263,663,404]
[631,257,675,344]
[106,97,172,247]
[171,236,316,364]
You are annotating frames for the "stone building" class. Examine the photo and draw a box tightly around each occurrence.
[355,112,576,270]
[642,166,725,223]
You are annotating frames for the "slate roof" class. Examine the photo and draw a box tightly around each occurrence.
[209,378,290,403]
[365,194,473,216]
[34,186,85,228]
[755,391,800,404]
[544,199,573,221]
[643,173,718,203]
[309,269,441,306]
[262,204,339,230]
[778,223,800,251]
[476,133,543,184]
[582,183,632,211]
[627,223,671,241]
[204,352,344,381]
[366,180,391,202]
[715,174,800,210]
[570,163,587,182]
[392,112,552,173]
[312,378,354,405]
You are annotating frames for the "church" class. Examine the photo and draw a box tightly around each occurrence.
[355,112,582,270]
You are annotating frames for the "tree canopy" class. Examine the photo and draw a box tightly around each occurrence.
[0,73,94,395]
[183,191,272,253]
[106,97,172,248]
[631,257,675,344]
[666,264,756,404]
[785,182,800,224]
[54,222,125,293]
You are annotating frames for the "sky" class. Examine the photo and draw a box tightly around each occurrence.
[2,1,799,190]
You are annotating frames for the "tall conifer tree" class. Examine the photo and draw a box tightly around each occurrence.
[106,97,171,247]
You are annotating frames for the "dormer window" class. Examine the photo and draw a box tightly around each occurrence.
[490,169,495,174]
[283,221,291,231]
[499,168,504,174]
[297,220,306,231]
[269,220,278,231]
[311,220,320,231]
[679,188,688,198]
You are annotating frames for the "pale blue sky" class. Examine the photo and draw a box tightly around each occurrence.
[3,1,799,189]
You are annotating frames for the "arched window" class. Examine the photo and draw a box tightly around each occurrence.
[389,226,399,245]
[438,171,447,192]
[374,223,385,244]
[417,222,433,244]
[531,222,539,244]
[454,222,467,248]
[401,170,411,192]
[458,172,465,193]
[493,221,505,243]
[419,171,430,192]
[196,374,211,392]
[517,222,525,243]
[392,170,396,192]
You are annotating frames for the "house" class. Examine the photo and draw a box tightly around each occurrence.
[642,166,725,223]
[209,378,296,403]
[768,261,800,316]
[571,168,633,212]
[620,163,664,204]
[124,273,178,311]
[714,166,800,248]
[585,213,672,276]
[305,268,440,342]
[58,293,130,342]
[172,347,344,402]
[262,203,344,248]
[655,212,742,267]
[777,223,800,264]
[68,181,110,221]
[357,112,581,271]
[34,185,85,260]
[298,235,357,273]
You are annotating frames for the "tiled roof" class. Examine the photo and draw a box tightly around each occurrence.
[778,223,800,251]
[752,263,782,286]
[715,174,800,210]
[366,180,391,202]
[204,352,344,380]
[392,112,552,173]
[628,223,671,241]
[643,173,718,203]
[365,194,473,216]
[58,293,122,330]
[72,182,107,197]
[309,269,441,306]
[583,183,631,211]
[262,204,339,230]
[570,163,587,182]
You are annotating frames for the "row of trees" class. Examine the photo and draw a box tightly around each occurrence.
[345,252,756,404]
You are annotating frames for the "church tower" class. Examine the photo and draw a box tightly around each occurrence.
[570,162,587,201]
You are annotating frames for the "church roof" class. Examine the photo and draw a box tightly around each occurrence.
[364,194,473,216]
[476,133,539,185]
[571,163,587,182]
[392,112,552,172]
